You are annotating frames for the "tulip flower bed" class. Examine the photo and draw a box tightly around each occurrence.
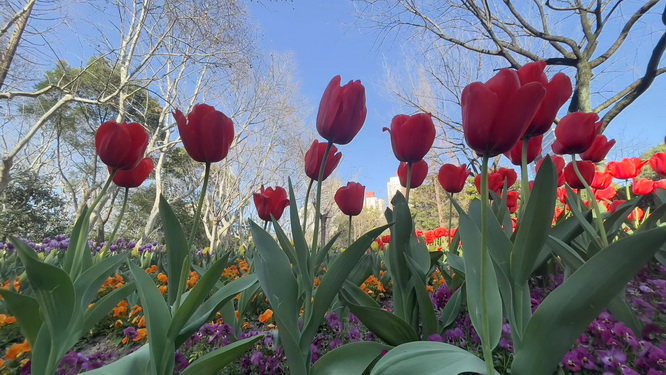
[1,62,666,375]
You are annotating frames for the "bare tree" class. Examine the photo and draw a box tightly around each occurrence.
[356,0,666,134]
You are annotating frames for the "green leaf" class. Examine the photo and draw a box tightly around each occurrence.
[340,292,419,346]
[168,256,229,341]
[512,228,666,375]
[404,255,438,337]
[564,186,602,251]
[370,341,497,375]
[314,232,342,271]
[178,275,258,346]
[74,253,127,308]
[83,283,135,332]
[159,195,190,306]
[312,341,392,375]
[604,198,640,239]
[0,289,42,345]
[511,156,557,284]
[128,260,173,375]
[347,254,374,286]
[439,284,463,330]
[302,224,391,349]
[272,218,298,266]
[638,199,666,232]
[180,335,263,375]
[450,200,503,350]
[287,179,311,274]
[63,206,89,274]
[341,280,381,308]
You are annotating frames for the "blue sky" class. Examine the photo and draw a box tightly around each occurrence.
[248,1,666,201]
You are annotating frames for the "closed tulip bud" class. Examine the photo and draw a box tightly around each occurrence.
[95,121,149,170]
[173,104,234,163]
[335,182,365,216]
[304,140,342,181]
[564,160,596,189]
[253,185,290,221]
[632,178,656,195]
[461,69,546,157]
[109,158,154,188]
[397,160,428,188]
[438,164,470,194]
[536,155,566,186]
[384,113,436,163]
[580,135,616,163]
[552,112,602,155]
[505,191,520,214]
[475,168,518,195]
[504,135,543,165]
[316,76,367,145]
[517,61,573,138]
[590,171,613,190]
[650,152,666,175]
[606,158,648,180]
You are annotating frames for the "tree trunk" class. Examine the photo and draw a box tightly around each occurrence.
[0,0,35,90]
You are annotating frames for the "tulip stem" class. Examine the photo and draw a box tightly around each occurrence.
[625,181,638,229]
[348,215,353,247]
[405,162,413,203]
[311,142,333,253]
[480,154,495,375]
[107,187,129,253]
[302,179,314,233]
[570,155,609,247]
[448,193,454,249]
[520,137,530,217]
[71,169,116,279]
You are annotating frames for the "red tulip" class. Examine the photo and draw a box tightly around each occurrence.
[564,160,596,189]
[552,112,602,155]
[253,185,290,221]
[438,164,470,194]
[608,200,626,213]
[173,104,234,163]
[655,179,666,190]
[594,186,617,201]
[505,191,520,214]
[475,168,518,195]
[316,76,367,145]
[398,160,428,188]
[628,207,645,222]
[335,182,365,216]
[95,121,149,170]
[109,158,154,188]
[504,135,543,165]
[590,171,613,190]
[579,135,616,163]
[384,113,436,163]
[461,69,545,157]
[650,152,666,175]
[434,227,448,238]
[632,178,655,195]
[304,140,342,181]
[557,186,568,203]
[606,158,648,180]
[536,155,566,186]
[517,61,573,138]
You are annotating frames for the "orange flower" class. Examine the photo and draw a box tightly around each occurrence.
[242,321,250,330]
[0,358,4,367]
[187,271,199,289]
[137,316,146,328]
[313,277,321,286]
[0,314,17,326]
[134,328,147,341]
[113,300,129,317]
[258,309,274,323]
[157,273,168,283]
[238,260,250,273]
[145,265,159,274]
[5,340,31,360]
[158,285,168,295]
[130,305,143,317]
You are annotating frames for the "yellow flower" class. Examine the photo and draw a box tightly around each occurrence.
[203,247,211,255]
[131,247,139,257]
[370,242,379,251]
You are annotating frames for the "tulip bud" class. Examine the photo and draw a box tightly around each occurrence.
[316,76,367,145]
[304,140,342,181]
[397,160,428,188]
[438,164,470,194]
[253,185,290,221]
[552,112,601,155]
[95,121,149,170]
[384,113,436,163]
[580,135,616,163]
[334,182,365,216]
[504,135,543,165]
[173,104,235,163]
[564,160,596,189]
[110,158,154,188]
[650,152,666,175]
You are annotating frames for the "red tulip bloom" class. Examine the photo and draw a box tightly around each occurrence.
[253,185,290,221]
[608,200,627,213]
[174,104,234,163]
[536,155,566,186]
[461,69,546,157]
[552,112,602,155]
[517,61,573,138]
[650,152,666,175]
[335,182,365,216]
[591,171,613,190]
[384,113,436,163]
[398,160,428,188]
[564,160,596,189]
[434,227,448,238]
[655,179,666,190]
[594,186,617,201]
[438,164,470,194]
[95,121,149,170]
[505,191,520,214]
[579,135,616,163]
[632,178,656,195]
[557,186,568,203]
[504,135,543,165]
[475,168,518,195]
[606,158,648,180]
[316,76,367,145]
[304,140,342,181]
[109,158,154,188]
[628,207,645,222]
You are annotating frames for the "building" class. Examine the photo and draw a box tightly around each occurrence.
[386,176,405,204]
[364,191,386,212]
